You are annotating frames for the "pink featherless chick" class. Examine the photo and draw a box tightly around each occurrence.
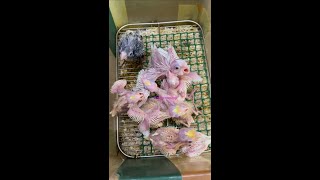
[142,43,202,100]
[157,44,203,99]
[137,44,193,115]
[172,101,200,127]
[111,69,169,139]
[141,45,189,110]
[141,44,190,93]
[140,82,192,121]
[149,127,186,157]
[159,45,203,121]
[129,98,171,139]
[180,131,211,157]
[127,70,171,137]
[147,80,200,128]
[109,79,149,117]
[126,69,167,125]
[156,44,202,94]
[150,44,203,106]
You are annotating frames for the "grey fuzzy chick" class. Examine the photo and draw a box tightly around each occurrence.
[118,30,145,61]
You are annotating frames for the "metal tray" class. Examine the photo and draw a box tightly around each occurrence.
[115,20,211,158]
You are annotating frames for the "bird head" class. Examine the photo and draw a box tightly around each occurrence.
[170,59,190,76]
[126,91,145,104]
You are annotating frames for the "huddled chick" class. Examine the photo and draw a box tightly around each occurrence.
[118,30,145,61]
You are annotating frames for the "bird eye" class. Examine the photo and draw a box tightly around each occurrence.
[129,52,133,56]
[175,67,179,70]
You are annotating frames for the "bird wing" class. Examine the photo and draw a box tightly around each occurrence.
[157,47,169,63]
[127,106,145,123]
[180,72,203,89]
[141,98,159,112]
[148,110,171,126]
[149,44,171,73]
[167,45,180,64]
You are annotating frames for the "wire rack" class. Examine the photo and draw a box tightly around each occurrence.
[115,20,211,158]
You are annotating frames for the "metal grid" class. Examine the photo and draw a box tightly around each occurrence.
[115,21,211,158]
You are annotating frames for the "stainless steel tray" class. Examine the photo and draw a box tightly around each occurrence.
[115,20,211,158]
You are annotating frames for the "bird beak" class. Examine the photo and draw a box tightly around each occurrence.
[120,52,127,60]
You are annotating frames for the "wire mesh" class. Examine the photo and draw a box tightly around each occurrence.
[115,21,211,158]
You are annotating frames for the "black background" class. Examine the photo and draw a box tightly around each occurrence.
[2,0,315,179]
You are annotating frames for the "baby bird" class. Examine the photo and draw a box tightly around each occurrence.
[149,127,210,157]
[149,127,185,156]
[118,30,145,61]
[109,79,149,117]
[180,132,211,157]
